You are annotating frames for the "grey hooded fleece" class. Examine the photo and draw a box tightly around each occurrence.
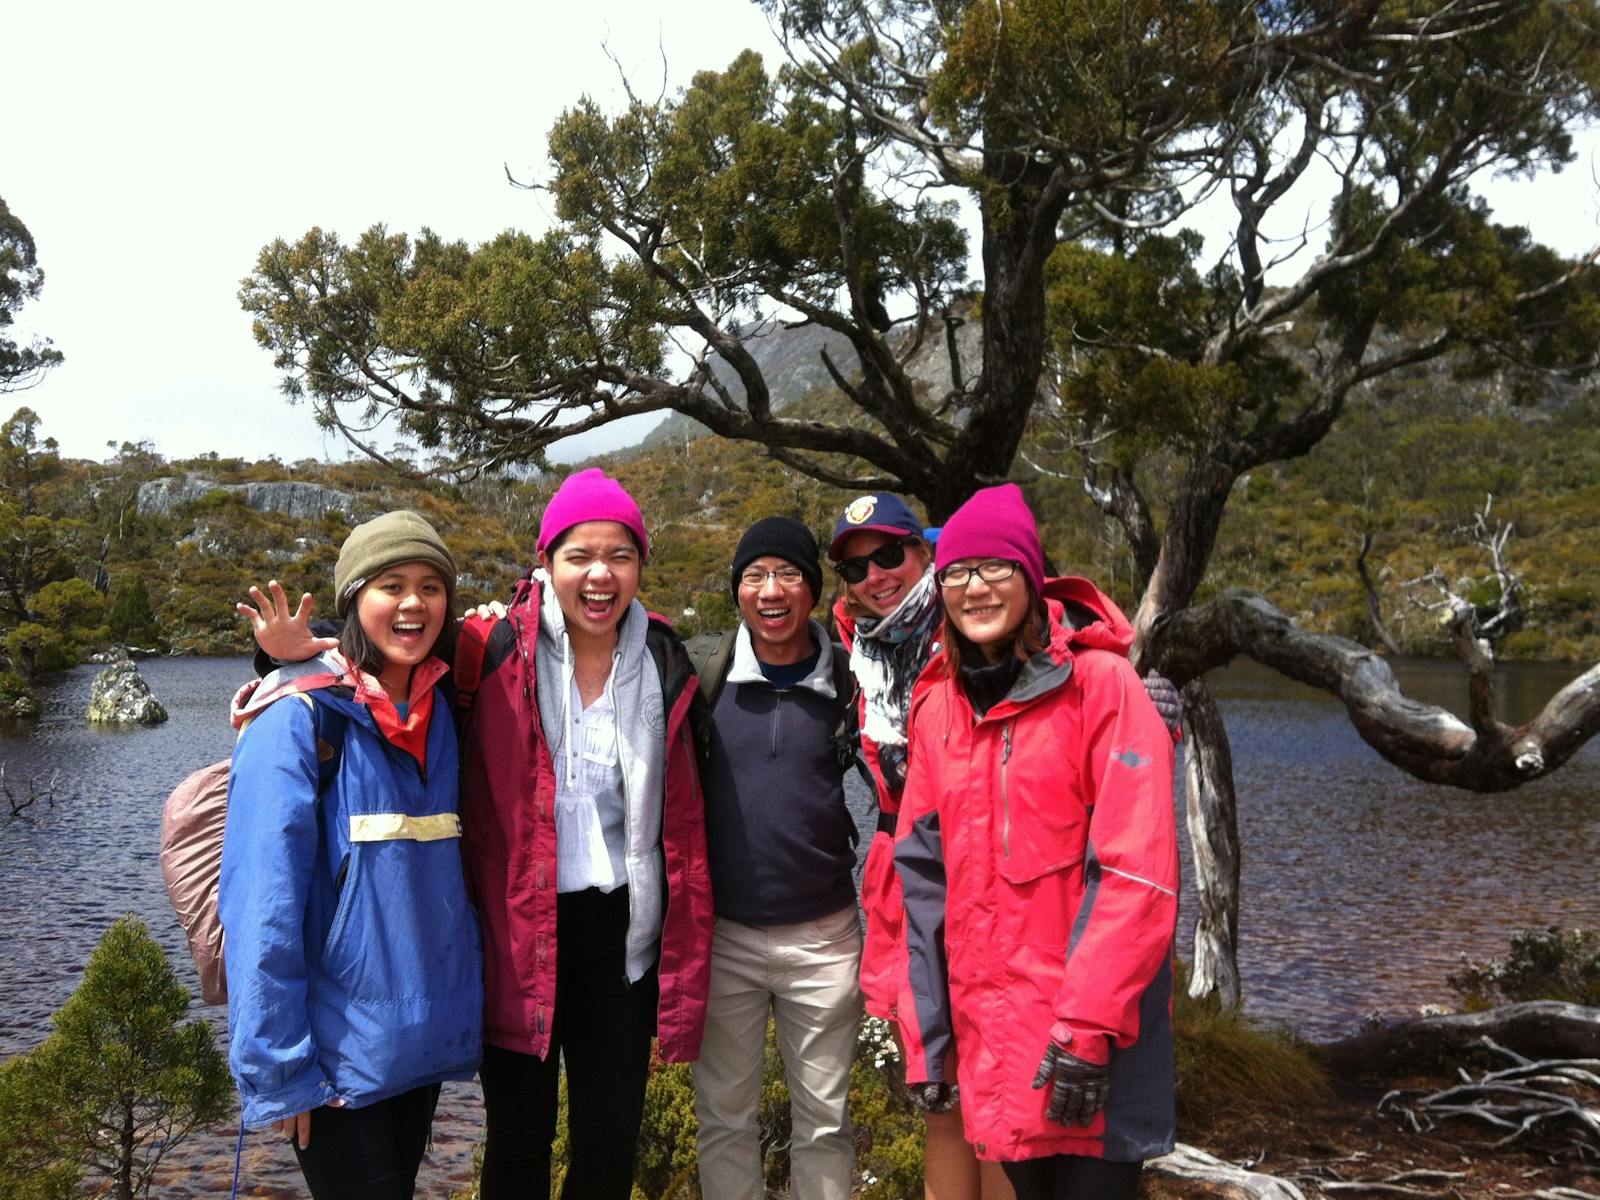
[535,572,669,983]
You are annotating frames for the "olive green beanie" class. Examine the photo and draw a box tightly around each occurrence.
[333,510,456,616]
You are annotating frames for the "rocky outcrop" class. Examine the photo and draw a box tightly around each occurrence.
[86,653,168,726]
[136,476,358,521]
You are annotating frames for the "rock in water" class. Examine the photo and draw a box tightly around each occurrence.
[86,654,168,726]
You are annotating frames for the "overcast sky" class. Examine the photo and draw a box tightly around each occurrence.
[9,1,1600,468]
[7,0,779,464]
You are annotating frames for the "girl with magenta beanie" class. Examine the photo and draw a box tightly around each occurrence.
[893,483,1179,1200]
[467,467,712,1199]
[829,486,1178,1200]
[243,468,714,1200]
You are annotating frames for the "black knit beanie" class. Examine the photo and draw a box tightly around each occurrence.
[730,517,823,607]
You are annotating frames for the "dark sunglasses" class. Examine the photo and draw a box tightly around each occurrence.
[834,536,918,585]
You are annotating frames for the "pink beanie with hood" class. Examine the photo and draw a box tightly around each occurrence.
[933,483,1045,594]
[536,468,650,559]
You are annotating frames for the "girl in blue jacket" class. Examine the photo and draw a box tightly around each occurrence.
[220,510,483,1199]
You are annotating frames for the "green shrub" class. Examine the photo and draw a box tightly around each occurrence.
[1447,927,1600,1009]
[3,622,72,674]
[0,670,37,718]
[0,916,233,1200]
[850,1017,924,1200]
[107,578,162,648]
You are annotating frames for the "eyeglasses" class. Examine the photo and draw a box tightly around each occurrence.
[833,536,917,585]
[739,566,808,589]
[935,560,1019,589]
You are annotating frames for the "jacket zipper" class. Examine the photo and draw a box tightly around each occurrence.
[1000,720,1014,858]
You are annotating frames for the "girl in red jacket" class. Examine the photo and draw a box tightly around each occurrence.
[828,493,1017,1200]
[894,483,1178,1200]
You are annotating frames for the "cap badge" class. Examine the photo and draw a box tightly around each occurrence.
[844,496,878,525]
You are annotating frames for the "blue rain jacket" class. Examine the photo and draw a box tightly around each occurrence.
[219,683,483,1127]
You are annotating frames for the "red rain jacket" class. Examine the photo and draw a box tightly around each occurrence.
[831,597,913,1021]
[895,577,1178,1162]
[457,576,714,1062]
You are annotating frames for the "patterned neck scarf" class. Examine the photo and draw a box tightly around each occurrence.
[850,568,941,753]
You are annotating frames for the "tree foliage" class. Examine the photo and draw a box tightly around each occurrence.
[0,916,233,1200]
[241,1,1600,517]
[0,197,63,393]
[107,577,161,647]
[0,408,94,687]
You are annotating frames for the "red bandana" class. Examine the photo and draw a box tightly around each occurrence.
[350,656,450,772]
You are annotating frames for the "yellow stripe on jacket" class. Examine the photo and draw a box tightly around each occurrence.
[348,813,462,842]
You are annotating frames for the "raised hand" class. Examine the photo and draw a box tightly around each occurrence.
[236,580,339,663]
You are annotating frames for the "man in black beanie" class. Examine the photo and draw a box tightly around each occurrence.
[690,515,861,1200]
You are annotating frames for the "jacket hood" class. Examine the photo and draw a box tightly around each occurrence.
[927,575,1133,673]
[230,650,450,756]
[231,652,349,729]
[1041,575,1134,658]
[920,575,1134,715]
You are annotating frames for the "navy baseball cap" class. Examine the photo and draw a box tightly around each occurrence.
[827,493,926,560]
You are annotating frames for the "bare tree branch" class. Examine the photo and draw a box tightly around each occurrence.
[1153,590,1600,791]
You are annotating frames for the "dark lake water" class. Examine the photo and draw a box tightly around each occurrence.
[2,654,1597,1196]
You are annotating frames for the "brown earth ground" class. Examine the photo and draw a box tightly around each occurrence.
[1150,1072,1599,1199]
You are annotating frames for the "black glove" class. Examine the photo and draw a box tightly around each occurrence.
[1142,671,1182,734]
[908,1081,959,1114]
[1031,1042,1109,1126]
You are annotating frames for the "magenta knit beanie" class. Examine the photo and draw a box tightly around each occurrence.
[934,483,1045,594]
[536,468,650,559]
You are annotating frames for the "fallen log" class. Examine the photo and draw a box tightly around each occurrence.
[1325,1002,1600,1075]
[1146,1143,1307,1199]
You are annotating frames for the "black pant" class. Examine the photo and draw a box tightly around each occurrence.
[1001,1154,1143,1200]
[292,1082,441,1200]
[478,886,658,1200]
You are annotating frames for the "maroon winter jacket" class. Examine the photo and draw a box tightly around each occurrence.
[456,577,713,1062]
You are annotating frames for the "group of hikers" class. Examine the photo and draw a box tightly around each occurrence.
[217,468,1182,1200]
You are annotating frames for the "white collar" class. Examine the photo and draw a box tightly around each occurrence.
[726,619,836,697]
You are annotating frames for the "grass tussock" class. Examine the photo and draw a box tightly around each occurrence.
[1174,973,1327,1131]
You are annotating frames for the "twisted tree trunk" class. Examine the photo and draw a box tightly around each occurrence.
[1180,680,1242,1009]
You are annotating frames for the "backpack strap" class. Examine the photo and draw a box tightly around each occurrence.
[685,630,738,759]
[295,692,347,792]
[453,614,495,722]
[685,630,738,708]
[828,638,873,794]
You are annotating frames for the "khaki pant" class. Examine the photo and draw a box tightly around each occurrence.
[692,906,864,1200]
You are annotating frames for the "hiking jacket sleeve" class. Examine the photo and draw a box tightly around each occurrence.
[218,698,338,1127]
[892,687,953,1086]
[1051,653,1179,1065]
